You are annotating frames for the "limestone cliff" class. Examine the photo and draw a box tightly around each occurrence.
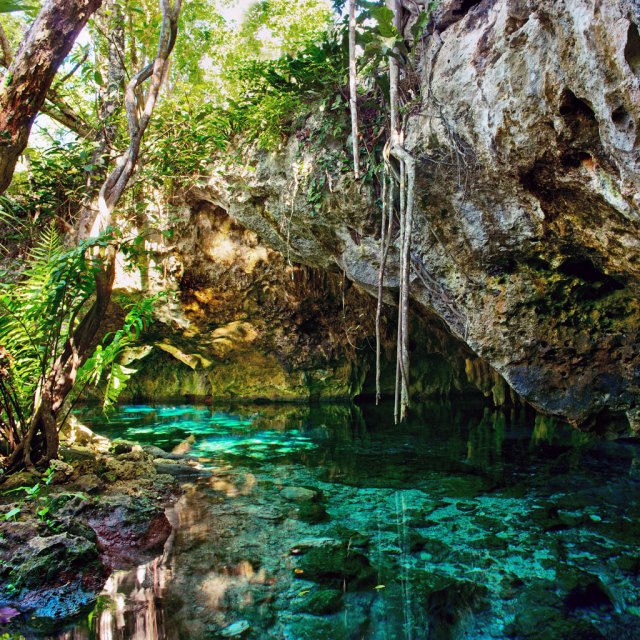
[114,202,497,404]
[178,0,640,430]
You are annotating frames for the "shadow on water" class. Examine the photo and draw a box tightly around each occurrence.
[14,399,640,639]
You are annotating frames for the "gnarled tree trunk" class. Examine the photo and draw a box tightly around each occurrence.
[0,0,104,195]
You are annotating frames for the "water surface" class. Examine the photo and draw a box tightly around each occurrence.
[57,401,640,638]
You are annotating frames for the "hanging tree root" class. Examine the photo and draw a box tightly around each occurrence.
[374,0,418,423]
[375,170,395,404]
[391,143,415,423]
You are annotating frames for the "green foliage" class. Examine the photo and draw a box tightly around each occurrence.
[0,195,27,251]
[0,226,159,458]
[0,225,96,443]
[144,102,230,186]
[26,138,99,222]
[0,0,36,14]
[74,294,162,412]
[2,465,54,500]
[1,464,55,524]
[226,19,348,148]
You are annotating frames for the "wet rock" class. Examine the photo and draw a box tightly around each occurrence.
[0,522,106,624]
[531,503,590,532]
[436,476,487,499]
[286,614,363,640]
[290,537,341,553]
[49,492,91,517]
[455,501,478,513]
[405,530,452,555]
[419,538,453,562]
[111,439,135,455]
[330,526,370,549]
[0,470,37,491]
[60,446,97,462]
[507,607,606,639]
[86,495,172,569]
[556,566,614,611]
[473,513,508,533]
[73,473,103,494]
[411,572,489,638]
[48,459,75,484]
[616,554,640,575]
[98,449,156,482]
[153,460,208,478]
[143,444,188,460]
[292,588,343,615]
[468,534,509,552]
[24,534,99,586]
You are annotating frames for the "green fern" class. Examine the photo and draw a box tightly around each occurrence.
[0,225,102,453]
[73,294,162,412]
[0,225,161,455]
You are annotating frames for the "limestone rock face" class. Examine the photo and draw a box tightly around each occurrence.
[118,197,493,404]
[185,0,640,429]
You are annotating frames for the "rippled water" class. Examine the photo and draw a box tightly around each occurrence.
[53,401,640,638]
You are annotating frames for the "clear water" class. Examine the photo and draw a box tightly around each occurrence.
[54,401,640,638]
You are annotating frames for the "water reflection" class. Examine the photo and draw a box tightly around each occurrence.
[51,400,640,639]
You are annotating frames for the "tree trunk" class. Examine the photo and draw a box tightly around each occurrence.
[0,0,103,195]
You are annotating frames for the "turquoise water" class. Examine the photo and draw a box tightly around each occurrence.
[61,401,640,639]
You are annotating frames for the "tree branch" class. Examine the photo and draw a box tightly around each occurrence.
[53,49,89,87]
[41,93,93,137]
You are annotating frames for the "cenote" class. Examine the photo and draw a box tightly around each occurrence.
[42,399,640,639]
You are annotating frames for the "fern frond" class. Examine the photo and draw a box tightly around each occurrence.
[102,362,136,412]
[71,293,164,413]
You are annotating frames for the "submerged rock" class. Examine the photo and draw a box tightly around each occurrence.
[291,502,330,525]
[281,486,320,502]
[219,619,251,637]
[292,588,343,615]
[295,546,376,589]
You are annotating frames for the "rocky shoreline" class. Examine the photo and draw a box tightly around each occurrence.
[0,422,205,636]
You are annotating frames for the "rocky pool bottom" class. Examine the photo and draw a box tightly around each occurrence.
[5,399,640,639]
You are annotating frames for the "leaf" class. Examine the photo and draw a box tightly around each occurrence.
[411,10,431,40]
[0,0,35,13]
[93,70,104,86]
[24,482,40,495]
[3,507,21,520]
[370,5,397,38]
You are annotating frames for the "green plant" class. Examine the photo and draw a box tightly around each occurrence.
[1,464,55,522]
[0,225,96,457]
[73,293,163,412]
[2,506,20,521]
[0,225,159,465]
